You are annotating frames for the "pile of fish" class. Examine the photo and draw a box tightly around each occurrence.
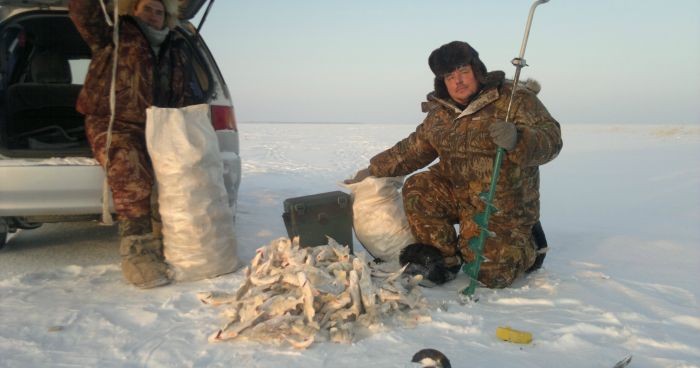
[198,237,430,349]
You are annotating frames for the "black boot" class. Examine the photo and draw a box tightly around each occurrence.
[399,243,456,287]
[526,220,548,273]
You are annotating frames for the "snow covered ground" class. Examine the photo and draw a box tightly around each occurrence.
[1,123,699,367]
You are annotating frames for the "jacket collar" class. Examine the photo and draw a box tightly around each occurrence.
[426,86,500,119]
[426,92,462,114]
[456,87,500,119]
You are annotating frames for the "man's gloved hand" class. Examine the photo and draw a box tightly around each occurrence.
[399,243,456,287]
[343,167,371,184]
[488,120,518,151]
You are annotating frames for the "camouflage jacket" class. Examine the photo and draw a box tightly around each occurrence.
[69,0,192,123]
[369,72,563,227]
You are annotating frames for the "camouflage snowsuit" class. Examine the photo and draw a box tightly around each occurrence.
[369,73,562,288]
[69,0,193,221]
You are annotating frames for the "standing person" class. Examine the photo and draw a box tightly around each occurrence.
[346,41,562,288]
[69,0,199,288]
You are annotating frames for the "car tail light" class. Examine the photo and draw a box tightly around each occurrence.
[210,105,237,131]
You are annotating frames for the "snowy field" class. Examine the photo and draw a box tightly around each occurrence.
[1,123,699,367]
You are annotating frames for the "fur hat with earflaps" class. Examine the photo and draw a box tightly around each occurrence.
[428,41,502,100]
[117,0,180,29]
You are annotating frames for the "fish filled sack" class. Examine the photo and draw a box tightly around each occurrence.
[146,104,240,281]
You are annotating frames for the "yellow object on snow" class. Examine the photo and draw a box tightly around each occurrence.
[496,326,533,344]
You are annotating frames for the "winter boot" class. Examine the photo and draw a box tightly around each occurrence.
[118,216,152,237]
[526,220,548,273]
[399,243,457,287]
[150,187,163,239]
[119,233,171,289]
[151,219,163,239]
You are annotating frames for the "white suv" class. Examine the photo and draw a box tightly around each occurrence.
[0,0,241,247]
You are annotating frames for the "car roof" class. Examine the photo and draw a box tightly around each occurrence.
[0,0,208,20]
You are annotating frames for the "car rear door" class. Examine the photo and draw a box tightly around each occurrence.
[0,0,210,19]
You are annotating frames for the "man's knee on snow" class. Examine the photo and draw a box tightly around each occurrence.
[478,264,519,289]
[475,243,530,288]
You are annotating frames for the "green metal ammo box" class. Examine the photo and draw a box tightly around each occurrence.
[282,191,353,252]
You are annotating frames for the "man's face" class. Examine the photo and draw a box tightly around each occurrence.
[444,65,479,105]
[134,0,166,30]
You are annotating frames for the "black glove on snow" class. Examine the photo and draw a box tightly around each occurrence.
[399,243,456,287]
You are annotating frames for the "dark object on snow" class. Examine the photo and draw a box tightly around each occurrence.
[400,243,456,287]
[282,191,353,252]
[412,348,452,368]
[526,220,548,273]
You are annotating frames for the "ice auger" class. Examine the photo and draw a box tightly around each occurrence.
[461,0,551,297]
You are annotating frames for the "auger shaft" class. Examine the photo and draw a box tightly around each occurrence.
[461,0,551,297]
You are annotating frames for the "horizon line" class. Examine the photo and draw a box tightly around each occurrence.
[238,121,700,125]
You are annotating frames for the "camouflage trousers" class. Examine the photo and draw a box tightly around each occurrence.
[85,115,154,222]
[402,171,537,288]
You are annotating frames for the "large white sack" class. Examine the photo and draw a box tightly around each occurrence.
[344,176,415,262]
[146,104,239,281]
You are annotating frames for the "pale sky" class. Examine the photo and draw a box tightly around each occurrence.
[197,0,700,125]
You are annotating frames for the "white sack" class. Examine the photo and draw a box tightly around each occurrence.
[344,176,415,262]
[146,104,239,281]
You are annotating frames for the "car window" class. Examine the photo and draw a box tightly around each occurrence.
[68,58,89,85]
[177,30,214,103]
